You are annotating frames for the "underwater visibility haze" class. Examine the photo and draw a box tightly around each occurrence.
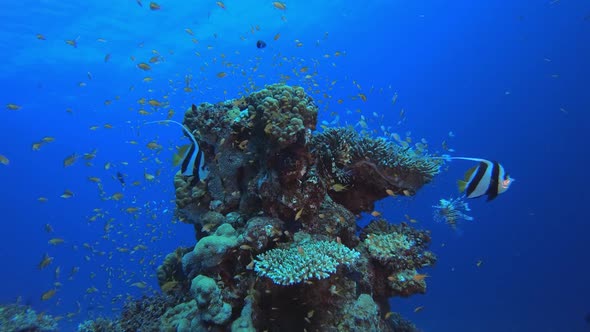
[0,0,589,331]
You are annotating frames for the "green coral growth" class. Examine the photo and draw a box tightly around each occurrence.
[254,240,360,285]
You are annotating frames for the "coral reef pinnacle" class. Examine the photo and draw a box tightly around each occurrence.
[80,84,438,332]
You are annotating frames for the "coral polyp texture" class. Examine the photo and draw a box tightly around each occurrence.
[80,84,440,331]
[254,238,360,285]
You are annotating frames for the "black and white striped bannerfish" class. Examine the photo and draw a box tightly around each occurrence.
[441,156,514,201]
[144,119,209,182]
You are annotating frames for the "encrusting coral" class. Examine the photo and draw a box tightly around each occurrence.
[80,84,440,332]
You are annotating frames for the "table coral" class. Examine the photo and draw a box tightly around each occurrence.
[253,238,360,285]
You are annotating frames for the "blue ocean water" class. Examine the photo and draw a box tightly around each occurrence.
[0,0,588,331]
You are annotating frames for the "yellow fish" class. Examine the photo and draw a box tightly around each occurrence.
[272,1,287,10]
[148,99,161,107]
[125,207,139,213]
[48,238,64,245]
[295,208,304,221]
[6,103,21,110]
[331,184,348,192]
[131,281,147,288]
[32,142,44,151]
[0,154,9,165]
[63,153,78,167]
[144,170,155,181]
[137,63,151,71]
[111,193,124,201]
[65,39,77,47]
[41,136,55,143]
[149,1,160,10]
[41,289,57,301]
[38,253,53,269]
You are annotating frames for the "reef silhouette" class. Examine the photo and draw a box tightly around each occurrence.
[80,84,442,332]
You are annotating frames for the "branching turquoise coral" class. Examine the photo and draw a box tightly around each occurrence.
[254,240,360,285]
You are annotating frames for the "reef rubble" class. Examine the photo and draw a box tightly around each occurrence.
[81,84,441,332]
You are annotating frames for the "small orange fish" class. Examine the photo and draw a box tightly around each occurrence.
[6,103,21,110]
[48,238,64,245]
[149,2,160,10]
[65,39,77,48]
[331,183,348,192]
[41,289,57,301]
[38,253,53,269]
[295,208,303,221]
[137,62,151,71]
[63,153,78,167]
[272,1,286,10]
[412,273,429,282]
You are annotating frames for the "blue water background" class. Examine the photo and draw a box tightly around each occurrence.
[0,1,588,331]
